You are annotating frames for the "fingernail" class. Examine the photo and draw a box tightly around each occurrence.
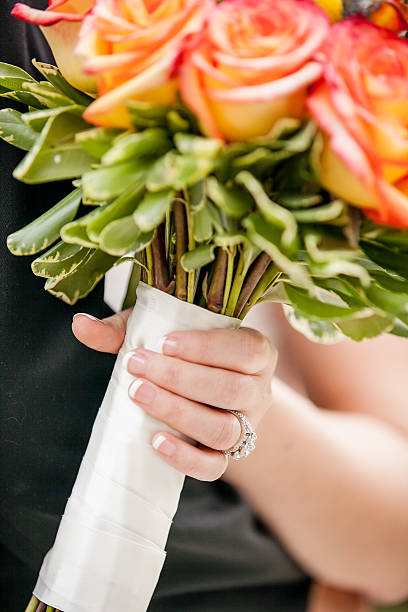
[152,435,176,456]
[129,379,156,404]
[123,351,146,375]
[73,312,100,322]
[159,335,179,356]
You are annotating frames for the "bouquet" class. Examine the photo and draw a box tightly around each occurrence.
[1,0,408,610]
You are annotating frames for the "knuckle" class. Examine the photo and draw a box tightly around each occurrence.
[195,332,211,363]
[183,453,201,478]
[240,329,272,373]
[160,392,183,423]
[201,454,228,482]
[207,413,241,450]
[160,360,181,389]
[238,375,259,409]
[219,374,240,405]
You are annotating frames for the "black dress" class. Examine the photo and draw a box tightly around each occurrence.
[0,2,309,610]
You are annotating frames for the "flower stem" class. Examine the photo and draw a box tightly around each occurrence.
[207,248,228,313]
[234,252,271,318]
[221,247,235,315]
[145,244,154,286]
[184,190,196,304]
[151,224,170,292]
[25,595,39,612]
[239,264,280,320]
[174,199,187,301]
[225,247,248,317]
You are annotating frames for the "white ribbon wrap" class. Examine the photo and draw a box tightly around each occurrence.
[34,283,241,612]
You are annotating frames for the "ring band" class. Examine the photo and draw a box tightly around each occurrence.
[222,410,257,460]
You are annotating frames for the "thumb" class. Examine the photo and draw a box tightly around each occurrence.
[72,309,132,354]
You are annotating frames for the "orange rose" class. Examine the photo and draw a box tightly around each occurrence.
[78,0,213,128]
[179,0,329,142]
[13,0,213,128]
[308,19,408,228]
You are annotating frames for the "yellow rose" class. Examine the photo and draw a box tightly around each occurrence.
[308,19,408,228]
[12,1,96,93]
[179,0,329,142]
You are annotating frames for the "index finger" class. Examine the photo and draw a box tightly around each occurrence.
[159,327,277,375]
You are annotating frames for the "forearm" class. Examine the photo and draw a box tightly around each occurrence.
[224,380,408,604]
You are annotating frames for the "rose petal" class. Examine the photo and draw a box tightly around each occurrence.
[83,47,179,127]
[308,82,374,187]
[206,61,322,103]
[179,51,223,139]
[11,3,84,25]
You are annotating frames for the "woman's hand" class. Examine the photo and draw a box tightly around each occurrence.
[72,311,277,481]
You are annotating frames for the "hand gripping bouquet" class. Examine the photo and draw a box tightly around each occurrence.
[2,0,408,610]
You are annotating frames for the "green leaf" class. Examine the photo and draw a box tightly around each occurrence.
[389,318,408,338]
[304,229,359,263]
[213,232,251,249]
[76,127,121,160]
[128,101,170,128]
[0,89,46,109]
[82,159,152,201]
[278,194,323,209]
[101,128,170,165]
[366,283,408,317]
[285,284,363,320]
[86,183,145,242]
[32,60,93,107]
[370,270,408,294]
[242,213,311,289]
[0,108,37,150]
[192,203,214,242]
[174,133,222,157]
[7,188,82,255]
[337,312,394,341]
[310,260,371,287]
[22,81,73,108]
[0,62,35,91]
[22,105,84,132]
[166,109,190,133]
[283,305,345,344]
[147,151,214,191]
[121,261,141,310]
[206,176,253,219]
[181,244,217,272]
[13,113,96,183]
[45,249,118,304]
[236,171,298,250]
[190,180,206,213]
[293,200,345,223]
[133,188,174,232]
[99,216,154,256]
[360,241,408,280]
[31,242,91,279]
[232,147,293,171]
[60,222,99,249]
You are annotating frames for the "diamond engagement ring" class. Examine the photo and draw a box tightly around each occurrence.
[222,410,257,460]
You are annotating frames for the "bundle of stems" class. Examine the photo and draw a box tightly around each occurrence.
[134,196,279,320]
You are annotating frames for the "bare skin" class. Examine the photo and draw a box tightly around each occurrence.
[72,306,408,608]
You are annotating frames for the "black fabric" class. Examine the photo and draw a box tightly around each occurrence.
[0,3,309,610]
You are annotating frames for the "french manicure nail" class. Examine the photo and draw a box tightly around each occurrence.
[125,351,147,375]
[129,379,156,404]
[73,312,100,322]
[160,335,179,356]
[152,435,176,456]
